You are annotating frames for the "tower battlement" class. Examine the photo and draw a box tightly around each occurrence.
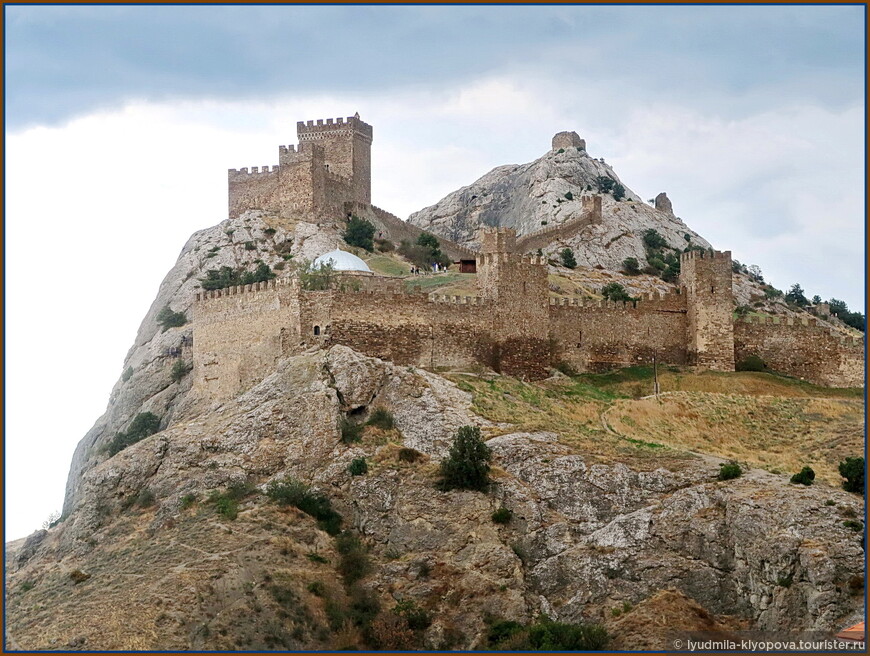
[297,115,373,143]
[479,227,518,254]
[680,249,731,262]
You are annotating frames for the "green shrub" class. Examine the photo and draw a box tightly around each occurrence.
[244,241,256,251]
[438,426,492,492]
[622,257,640,275]
[735,305,751,318]
[343,216,376,251]
[366,408,395,430]
[340,417,364,444]
[398,447,421,463]
[264,227,276,236]
[777,575,793,588]
[156,306,187,331]
[736,354,766,372]
[560,248,577,269]
[307,553,328,564]
[600,282,634,303]
[718,462,742,481]
[106,412,161,456]
[564,191,574,201]
[122,366,134,382]
[488,617,608,650]
[266,476,343,535]
[209,481,253,520]
[491,507,513,524]
[180,493,197,509]
[785,283,808,307]
[336,532,371,584]
[348,458,368,476]
[307,581,326,596]
[374,238,394,252]
[171,359,192,383]
[19,581,35,593]
[843,519,863,532]
[135,488,155,508]
[790,466,815,486]
[839,457,865,494]
[394,600,432,631]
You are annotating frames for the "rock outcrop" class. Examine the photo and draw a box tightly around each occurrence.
[407,144,711,270]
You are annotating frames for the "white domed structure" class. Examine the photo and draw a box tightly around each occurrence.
[313,249,372,273]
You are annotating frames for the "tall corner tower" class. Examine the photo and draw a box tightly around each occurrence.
[680,249,735,371]
[297,114,373,204]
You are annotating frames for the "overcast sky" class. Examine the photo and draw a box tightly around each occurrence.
[5,5,865,541]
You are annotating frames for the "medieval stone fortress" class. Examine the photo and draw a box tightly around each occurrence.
[192,114,863,400]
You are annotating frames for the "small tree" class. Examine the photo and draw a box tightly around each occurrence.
[343,216,376,252]
[600,282,634,303]
[811,295,822,305]
[298,260,336,291]
[642,228,668,250]
[560,248,577,269]
[839,457,865,494]
[438,426,492,492]
[622,257,640,275]
[785,283,808,307]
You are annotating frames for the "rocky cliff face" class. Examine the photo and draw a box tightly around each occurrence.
[61,210,346,518]
[8,345,864,650]
[408,146,711,270]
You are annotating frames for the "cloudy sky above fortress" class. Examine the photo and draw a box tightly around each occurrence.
[4,4,865,539]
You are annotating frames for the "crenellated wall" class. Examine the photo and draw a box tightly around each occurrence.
[549,291,688,372]
[734,315,864,388]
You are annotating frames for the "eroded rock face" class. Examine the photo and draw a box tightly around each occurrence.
[407,146,711,270]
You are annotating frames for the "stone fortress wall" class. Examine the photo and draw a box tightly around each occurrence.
[195,114,864,400]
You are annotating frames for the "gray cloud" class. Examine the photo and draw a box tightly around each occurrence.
[6,5,864,129]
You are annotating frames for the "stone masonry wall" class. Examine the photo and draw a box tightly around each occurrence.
[734,316,864,388]
[193,280,297,399]
[549,293,688,372]
[329,290,494,371]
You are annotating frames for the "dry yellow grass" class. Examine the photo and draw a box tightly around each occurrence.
[606,392,863,485]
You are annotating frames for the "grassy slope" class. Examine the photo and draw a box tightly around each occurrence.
[449,367,863,485]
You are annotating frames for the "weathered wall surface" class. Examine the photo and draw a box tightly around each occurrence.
[549,293,688,372]
[734,316,864,388]
[193,280,298,399]
[330,291,493,371]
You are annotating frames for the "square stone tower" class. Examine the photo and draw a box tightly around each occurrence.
[680,249,735,371]
[297,114,372,204]
[476,227,550,377]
